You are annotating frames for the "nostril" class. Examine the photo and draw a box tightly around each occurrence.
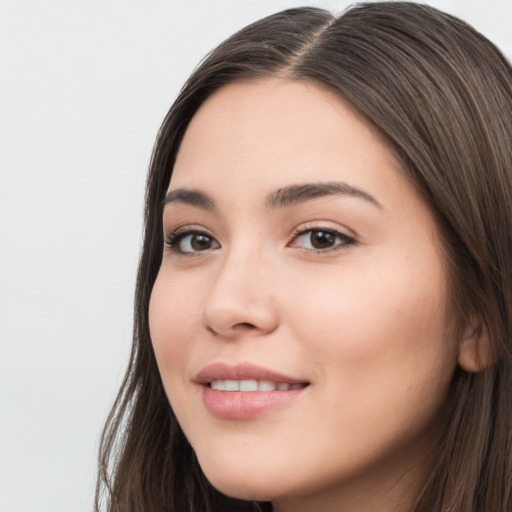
[206,323,256,336]
[234,322,257,330]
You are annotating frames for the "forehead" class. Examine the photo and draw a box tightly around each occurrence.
[169,78,429,221]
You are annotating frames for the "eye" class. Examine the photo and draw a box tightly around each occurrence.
[165,230,220,254]
[291,228,355,252]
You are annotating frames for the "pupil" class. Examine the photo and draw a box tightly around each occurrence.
[311,230,335,249]
[191,234,211,250]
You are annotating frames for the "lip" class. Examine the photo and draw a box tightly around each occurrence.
[195,362,307,385]
[195,362,309,420]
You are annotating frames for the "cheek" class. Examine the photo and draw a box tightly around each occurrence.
[274,261,457,476]
[286,253,456,408]
[148,270,199,381]
[305,245,447,342]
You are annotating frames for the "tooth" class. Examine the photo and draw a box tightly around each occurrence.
[211,380,225,390]
[239,379,258,391]
[258,380,276,391]
[210,379,302,392]
[224,380,239,391]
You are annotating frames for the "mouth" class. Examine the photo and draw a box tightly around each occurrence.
[209,379,306,391]
[195,362,310,420]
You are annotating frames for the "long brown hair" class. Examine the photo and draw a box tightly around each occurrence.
[96,3,512,511]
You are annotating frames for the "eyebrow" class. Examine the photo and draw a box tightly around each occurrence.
[163,181,382,211]
[163,188,216,210]
[266,182,382,209]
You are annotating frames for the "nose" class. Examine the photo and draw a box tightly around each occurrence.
[201,250,279,339]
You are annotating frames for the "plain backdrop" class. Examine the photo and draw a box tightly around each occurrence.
[1,1,511,511]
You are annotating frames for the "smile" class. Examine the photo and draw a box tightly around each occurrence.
[196,362,309,419]
[209,379,306,391]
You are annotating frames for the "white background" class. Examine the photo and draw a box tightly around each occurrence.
[1,1,511,511]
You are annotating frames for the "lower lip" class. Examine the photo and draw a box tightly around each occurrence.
[201,386,306,420]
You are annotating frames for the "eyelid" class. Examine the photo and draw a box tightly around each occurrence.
[163,222,355,256]
[164,225,220,255]
[288,222,356,253]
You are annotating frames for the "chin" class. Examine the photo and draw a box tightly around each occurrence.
[197,456,286,502]
[206,474,277,502]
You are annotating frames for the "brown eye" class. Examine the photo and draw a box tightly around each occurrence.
[188,234,215,251]
[310,230,336,249]
[166,231,220,254]
[292,229,355,252]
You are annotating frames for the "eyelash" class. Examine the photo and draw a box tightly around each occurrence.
[290,226,356,253]
[164,226,356,255]
[164,228,219,256]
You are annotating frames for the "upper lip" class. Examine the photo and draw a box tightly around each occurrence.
[194,362,308,385]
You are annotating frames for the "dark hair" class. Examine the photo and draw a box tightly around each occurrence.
[96,3,512,511]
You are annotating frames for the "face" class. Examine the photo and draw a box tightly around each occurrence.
[149,79,462,511]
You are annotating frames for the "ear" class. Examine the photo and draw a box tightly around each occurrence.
[457,322,493,373]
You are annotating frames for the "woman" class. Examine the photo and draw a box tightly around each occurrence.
[96,3,512,511]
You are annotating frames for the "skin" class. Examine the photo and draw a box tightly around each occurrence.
[149,78,470,512]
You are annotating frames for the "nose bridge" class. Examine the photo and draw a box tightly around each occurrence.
[201,238,278,337]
